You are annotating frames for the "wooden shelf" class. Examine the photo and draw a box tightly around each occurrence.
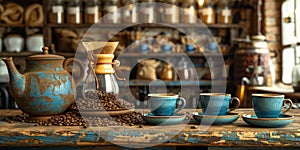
[0,52,77,58]
[0,52,40,57]
[118,79,226,86]
[47,23,243,29]
[115,52,228,58]
[0,52,228,58]
[0,24,43,28]
[48,24,94,28]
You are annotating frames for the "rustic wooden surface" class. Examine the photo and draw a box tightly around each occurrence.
[0,109,300,148]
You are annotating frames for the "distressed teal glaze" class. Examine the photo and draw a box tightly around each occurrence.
[242,114,293,128]
[286,133,300,142]
[0,134,81,145]
[193,113,239,125]
[15,72,75,116]
[77,130,100,142]
[252,95,290,118]
[1,128,300,147]
[221,132,239,141]
[2,56,76,117]
[26,60,63,72]
[143,114,186,125]
[6,66,25,98]
[148,94,186,116]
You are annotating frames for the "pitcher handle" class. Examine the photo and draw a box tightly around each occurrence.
[174,97,186,114]
[229,97,240,112]
[112,60,126,87]
[282,99,293,114]
[63,58,85,87]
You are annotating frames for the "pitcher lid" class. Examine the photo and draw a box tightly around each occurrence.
[26,47,64,60]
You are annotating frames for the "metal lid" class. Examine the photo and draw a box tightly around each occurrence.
[26,47,64,60]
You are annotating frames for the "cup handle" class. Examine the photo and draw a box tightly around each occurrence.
[174,97,186,114]
[282,99,293,114]
[229,97,240,112]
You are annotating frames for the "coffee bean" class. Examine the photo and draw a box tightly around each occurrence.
[191,125,198,129]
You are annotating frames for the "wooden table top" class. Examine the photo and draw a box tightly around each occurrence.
[0,109,300,148]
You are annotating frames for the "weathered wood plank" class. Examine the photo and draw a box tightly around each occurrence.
[0,109,299,148]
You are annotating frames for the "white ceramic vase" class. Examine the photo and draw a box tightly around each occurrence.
[26,34,44,52]
[4,34,24,52]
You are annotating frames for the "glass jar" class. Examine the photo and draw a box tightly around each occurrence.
[103,0,121,24]
[162,0,179,23]
[67,0,82,24]
[181,0,197,24]
[199,0,215,24]
[292,60,300,92]
[217,0,232,24]
[49,0,64,24]
[178,57,191,80]
[85,0,101,24]
[123,0,138,23]
[140,0,156,23]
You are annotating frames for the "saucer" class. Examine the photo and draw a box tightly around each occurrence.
[142,113,186,125]
[242,114,294,128]
[192,112,239,125]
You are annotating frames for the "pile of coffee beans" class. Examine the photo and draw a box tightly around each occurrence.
[78,90,134,110]
[1,90,143,127]
[1,110,143,127]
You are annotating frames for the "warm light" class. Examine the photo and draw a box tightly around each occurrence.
[129,4,133,10]
[198,0,205,7]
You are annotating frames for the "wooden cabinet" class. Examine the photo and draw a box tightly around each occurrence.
[0,0,258,104]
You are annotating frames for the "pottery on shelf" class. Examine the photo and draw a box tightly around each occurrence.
[4,34,24,52]
[26,34,44,52]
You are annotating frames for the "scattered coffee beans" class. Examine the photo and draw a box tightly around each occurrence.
[1,90,143,127]
[1,110,143,127]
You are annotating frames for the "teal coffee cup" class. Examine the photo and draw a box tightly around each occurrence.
[252,94,293,118]
[200,93,240,116]
[148,93,186,116]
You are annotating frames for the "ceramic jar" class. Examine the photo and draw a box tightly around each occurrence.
[4,34,24,52]
[26,34,44,52]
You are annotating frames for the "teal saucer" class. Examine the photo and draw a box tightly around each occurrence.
[142,113,186,125]
[242,114,294,128]
[192,112,239,125]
